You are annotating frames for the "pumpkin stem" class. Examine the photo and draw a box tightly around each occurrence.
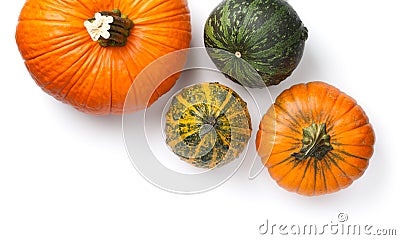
[292,122,333,160]
[84,9,133,47]
[203,115,217,126]
[199,115,217,138]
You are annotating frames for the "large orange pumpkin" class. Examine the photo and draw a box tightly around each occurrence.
[256,81,375,196]
[16,0,191,115]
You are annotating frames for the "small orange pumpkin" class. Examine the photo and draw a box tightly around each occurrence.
[256,81,375,196]
[16,0,191,115]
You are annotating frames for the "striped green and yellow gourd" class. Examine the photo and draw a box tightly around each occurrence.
[165,82,252,169]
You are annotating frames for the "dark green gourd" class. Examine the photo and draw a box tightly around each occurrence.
[165,82,252,169]
[204,0,308,87]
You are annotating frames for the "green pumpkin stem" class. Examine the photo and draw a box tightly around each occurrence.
[199,115,217,138]
[292,122,333,160]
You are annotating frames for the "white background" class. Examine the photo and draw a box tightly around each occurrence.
[1,0,400,239]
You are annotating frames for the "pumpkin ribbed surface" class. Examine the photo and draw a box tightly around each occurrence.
[16,0,191,115]
[256,82,375,196]
[165,82,252,169]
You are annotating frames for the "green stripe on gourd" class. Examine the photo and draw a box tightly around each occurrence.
[165,82,252,169]
[204,0,308,87]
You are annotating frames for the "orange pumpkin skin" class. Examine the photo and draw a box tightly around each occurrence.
[16,0,191,115]
[256,81,375,196]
